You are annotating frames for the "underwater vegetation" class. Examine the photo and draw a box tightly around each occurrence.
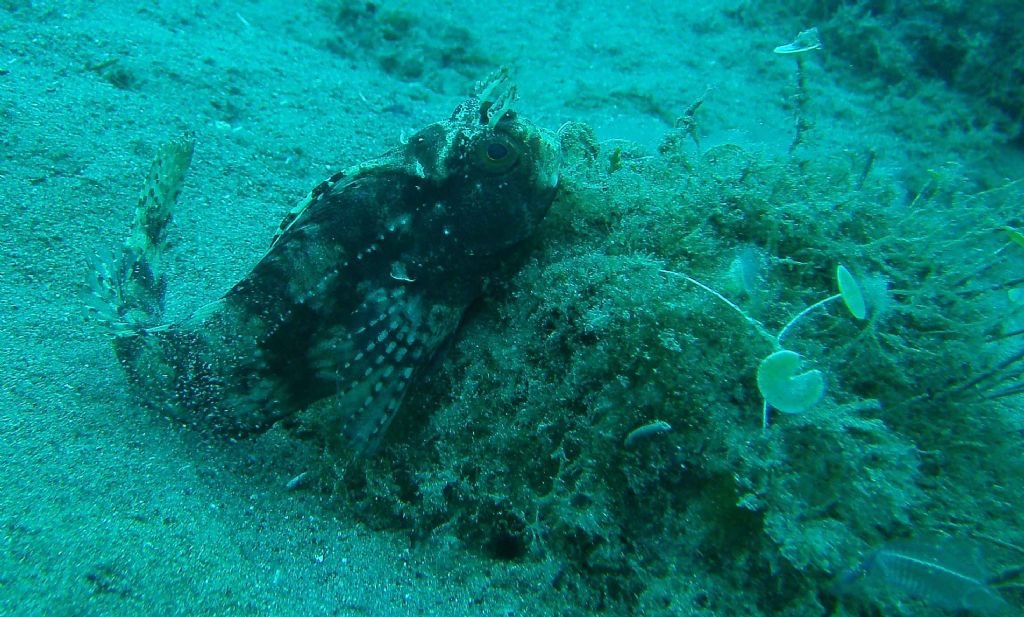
[293,99,1024,614]
[745,0,1024,144]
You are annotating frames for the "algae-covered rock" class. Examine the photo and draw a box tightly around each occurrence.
[302,117,1024,615]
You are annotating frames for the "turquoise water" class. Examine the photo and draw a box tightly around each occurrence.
[3,1,1023,615]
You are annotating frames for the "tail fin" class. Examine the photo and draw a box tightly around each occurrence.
[86,134,195,335]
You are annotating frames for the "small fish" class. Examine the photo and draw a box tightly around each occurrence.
[88,69,560,456]
[835,537,1010,614]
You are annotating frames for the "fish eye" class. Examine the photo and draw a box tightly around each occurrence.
[475,133,520,173]
[486,142,509,161]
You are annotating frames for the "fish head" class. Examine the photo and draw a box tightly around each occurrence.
[400,72,560,260]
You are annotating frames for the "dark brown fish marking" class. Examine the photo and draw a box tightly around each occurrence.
[89,70,560,455]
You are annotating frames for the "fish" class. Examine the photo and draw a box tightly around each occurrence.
[87,69,561,456]
[834,537,1010,614]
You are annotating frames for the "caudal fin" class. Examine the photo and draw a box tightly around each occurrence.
[85,134,195,335]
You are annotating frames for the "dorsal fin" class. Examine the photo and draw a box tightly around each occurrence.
[270,169,348,250]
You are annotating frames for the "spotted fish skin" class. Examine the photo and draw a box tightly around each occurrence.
[91,71,560,455]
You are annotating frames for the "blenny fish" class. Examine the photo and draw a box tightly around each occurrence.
[88,70,560,455]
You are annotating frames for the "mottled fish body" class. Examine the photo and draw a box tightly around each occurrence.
[89,71,560,455]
